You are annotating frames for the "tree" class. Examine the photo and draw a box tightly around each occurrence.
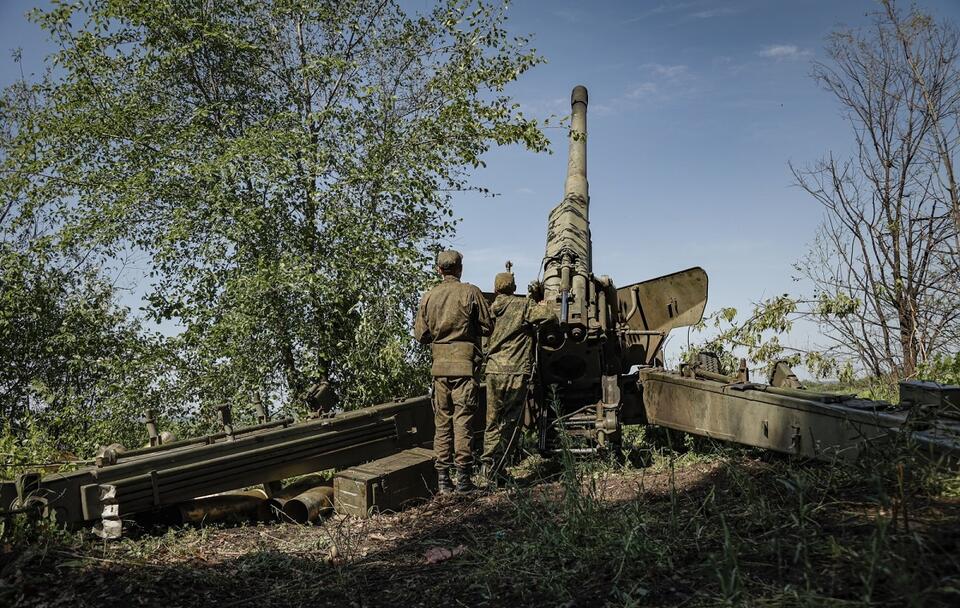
[687,294,857,384]
[0,248,166,457]
[791,2,960,378]
[883,0,960,246]
[1,57,167,458]
[0,0,547,447]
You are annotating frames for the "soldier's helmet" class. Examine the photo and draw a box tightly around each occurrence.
[437,250,463,273]
[494,272,516,295]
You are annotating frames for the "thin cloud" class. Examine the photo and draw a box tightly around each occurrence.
[758,45,811,60]
[590,103,615,117]
[523,64,694,120]
[691,7,739,19]
[625,82,659,100]
[552,8,583,24]
[645,63,689,79]
[516,97,567,120]
[625,1,701,23]
[627,2,739,24]
[607,63,698,112]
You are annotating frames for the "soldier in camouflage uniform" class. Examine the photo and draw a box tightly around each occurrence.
[482,267,556,485]
[414,250,493,493]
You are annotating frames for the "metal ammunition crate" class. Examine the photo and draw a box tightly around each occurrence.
[334,447,437,517]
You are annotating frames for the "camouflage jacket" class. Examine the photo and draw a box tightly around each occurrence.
[485,295,557,376]
[414,276,493,377]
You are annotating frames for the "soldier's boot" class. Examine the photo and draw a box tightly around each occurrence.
[437,469,454,495]
[456,466,476,493]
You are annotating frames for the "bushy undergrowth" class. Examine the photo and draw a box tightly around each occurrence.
[3,432,960,607]
[463,430,960,606]
[4,416,960,606]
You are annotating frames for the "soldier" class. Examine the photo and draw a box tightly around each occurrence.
[482,264,556,485]
[414,250,493,493]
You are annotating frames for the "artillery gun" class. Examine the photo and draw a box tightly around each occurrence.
[4,86,959,538]
[530,85,708,455]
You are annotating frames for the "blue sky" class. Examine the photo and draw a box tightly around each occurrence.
[441,0,960,362]
[3,0,959,366]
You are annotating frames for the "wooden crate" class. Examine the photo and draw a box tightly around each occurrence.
[334,447,437,517]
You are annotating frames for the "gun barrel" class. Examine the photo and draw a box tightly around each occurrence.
[564,85,588,201]
[543,86,592,334]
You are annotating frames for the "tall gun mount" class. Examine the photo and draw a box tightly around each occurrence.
[535,85,711,453]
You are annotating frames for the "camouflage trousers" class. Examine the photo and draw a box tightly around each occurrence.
[482,374,528,470]
[431,375,479,471]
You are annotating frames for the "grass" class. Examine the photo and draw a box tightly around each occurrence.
[2,429,960,607]
[455,427,960,606]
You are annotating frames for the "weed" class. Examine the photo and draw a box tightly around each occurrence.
[3,420,959,607]
[712,515,742,605]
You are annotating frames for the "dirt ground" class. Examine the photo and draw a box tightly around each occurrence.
[2,453,960,607]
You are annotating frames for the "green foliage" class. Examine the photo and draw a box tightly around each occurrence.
[690,292,956,392]
[688,295,857,381]
[917,353,960,386]
[812,291,859,318]
[0,246,165,459]
[0,0,547,457]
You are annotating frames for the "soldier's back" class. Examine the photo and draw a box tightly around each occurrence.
[486,295,536,375]
[422,277,486,344]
